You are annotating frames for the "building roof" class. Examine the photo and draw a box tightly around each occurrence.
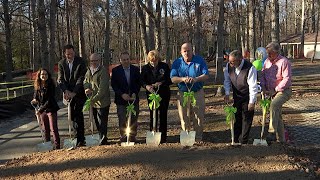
[280,32,320,45]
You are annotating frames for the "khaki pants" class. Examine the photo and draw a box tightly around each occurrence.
[177,89,205,141]
[268,88,292,142]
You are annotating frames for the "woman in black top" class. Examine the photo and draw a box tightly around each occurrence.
[141,50,172,143]
[31,68,60,149]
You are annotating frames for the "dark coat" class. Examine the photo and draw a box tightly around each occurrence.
[111,64,142,105]
[33,80,60,114]
[141,61,172,98]
[57,56,87,100]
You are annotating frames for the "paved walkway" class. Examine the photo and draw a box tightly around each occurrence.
[0,101,121,164]
[0,100,174,164]
[285,96,320,148]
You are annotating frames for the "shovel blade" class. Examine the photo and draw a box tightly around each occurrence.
[253,139,268,146]
[180,130,196,146]
[146,131,161,146]
[37,142,53,152]
[85,134,100,147]
[121,141,135,147]
[63,138,76,149]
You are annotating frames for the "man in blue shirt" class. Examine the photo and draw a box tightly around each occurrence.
[170,43,209,142]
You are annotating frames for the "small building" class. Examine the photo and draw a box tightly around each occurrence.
[280,32,320,59]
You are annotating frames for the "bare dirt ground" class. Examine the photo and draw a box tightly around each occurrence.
[0,59,320,179]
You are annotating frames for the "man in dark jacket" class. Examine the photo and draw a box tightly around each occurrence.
[57,44,87,147]
[223,50,258,144]
[111,52,142,142]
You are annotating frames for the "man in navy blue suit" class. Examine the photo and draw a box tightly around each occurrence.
[111,52,142,142]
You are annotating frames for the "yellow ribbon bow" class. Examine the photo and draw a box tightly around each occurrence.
[224,106,237,125]
[126,103,136,117]
[183,91,197,107]
[260,99,271,119]
[82,98,91,112]
[148,93,162,110]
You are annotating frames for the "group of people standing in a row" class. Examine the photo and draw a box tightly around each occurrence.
[31,41,292,150]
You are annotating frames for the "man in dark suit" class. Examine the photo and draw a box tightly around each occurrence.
[57,44,87,147]
[111,52,142,142]
[223,50,258,144]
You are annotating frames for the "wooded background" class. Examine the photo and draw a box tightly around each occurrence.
[0,0,318,85]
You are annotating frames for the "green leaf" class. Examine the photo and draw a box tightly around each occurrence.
[224,106,237,125]
[182,91,197,107]
[148,93,162,110]
[126,103,136,117]
[82,98,91,112]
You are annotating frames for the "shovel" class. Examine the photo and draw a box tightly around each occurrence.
[85,103,100,146]
[146,87,162,146]
[224,105,241,146]
[180,83,196,147]
[30,102,53,152]
[63,101,77,149]
[253,93,270,146]
[121,98,136,147]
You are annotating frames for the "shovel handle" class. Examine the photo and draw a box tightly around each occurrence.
[89,104,94,135]
[152,101,157,131]
[67,102,72,139]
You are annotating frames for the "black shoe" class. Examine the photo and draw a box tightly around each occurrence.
[160,139,167,144]
[99,141,110,146]
[100,139,110,146]
[129,136,136,142]
[76,141,86,147]
[54,144,61,150]
[266,133,277,144]
[120,136,127,142]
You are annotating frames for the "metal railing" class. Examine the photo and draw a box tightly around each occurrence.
[0,80,34,101]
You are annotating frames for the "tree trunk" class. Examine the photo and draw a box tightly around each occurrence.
[312,0,316,33]
[163,0,170,64]
[300,0,306,58]
[134,0,149,61]
[295,1,299,34]
[38,0,49,69]
[271,0,280,43]
[240,2,246,55]
[49,0,57,73]
[104,0,111,70]
[194,0,201,54]
[231,0,241,50]
[285,0,288,36]
[66,0,72,44]
[311,0,320,63]
[78,0,86,60]
[146,0,155,50]
[30,0,39,71]
[215,0,224,88]
[257,1,267,47]
[57,10,63,60]
[3,0,13,81]
[154,0,162,51]
[184,0,193,42]
[128,1,133,56]
[248,0,256,61]
[28,0,34,71]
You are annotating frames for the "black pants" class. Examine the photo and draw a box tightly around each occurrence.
[233,99,254,144]
[70,97,85,144]
[116,103,139,138]
[92,106,110,140]
[147,93,170,143]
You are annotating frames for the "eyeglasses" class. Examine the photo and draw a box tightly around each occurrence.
[90,59,99,62]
